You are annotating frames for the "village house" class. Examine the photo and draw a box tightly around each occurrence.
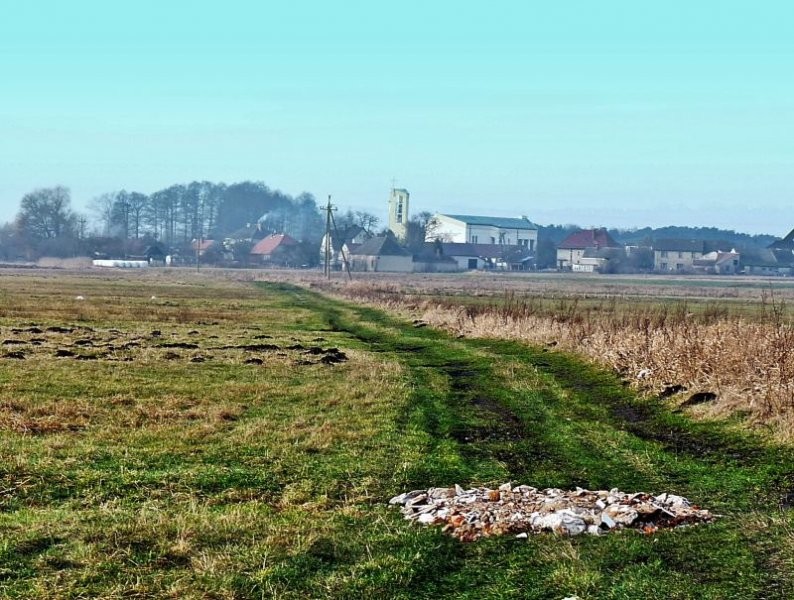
[348,235,413,272]
[428,214,538,250]
[692,250,741,274]
[652,239,734,273]
[224,222,266,245]
[411,243,459,273]
[741,230,794,275]
[556,228,623,271]
[191,239,217,257]
[573,246,626,273]
[250,233,299,266]
[741,249,794,275]
[320,225,369,268]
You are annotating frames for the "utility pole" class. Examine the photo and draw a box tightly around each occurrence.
[323,195,352,281]
[324,195,332,279]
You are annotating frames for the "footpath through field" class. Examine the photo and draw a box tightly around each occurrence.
[269,282,794,599]
[2,276,793,599]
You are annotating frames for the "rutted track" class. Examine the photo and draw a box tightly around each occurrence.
[261,282,794,597]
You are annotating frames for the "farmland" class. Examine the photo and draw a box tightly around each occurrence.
[1,268,793,599]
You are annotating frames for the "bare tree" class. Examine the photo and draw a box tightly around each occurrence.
[354,210,380,234]
[126,192,148,239]
[16,186,77,239]
[89,192,117,236]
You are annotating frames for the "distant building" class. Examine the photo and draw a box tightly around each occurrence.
[388,188,410,240]
[411,243,459,273]
[429,214,538,250]
[349,235,413,272]
[768,228,794,251]
[652,239,734,273]
[250,234,299,265]
[744,229,794,275]
[556,228,622,270]
[573,247,626,273]
[225,223,266,245]
[191,239,217,257]
[320,225,369,268]
[418,241,533,271]
[693,250,741,274]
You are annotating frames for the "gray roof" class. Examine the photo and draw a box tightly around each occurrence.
[351,236,410,257]
[440,214,538,230]
[653,239,705,252]
[769,229,794,250]
[653,239,731,253]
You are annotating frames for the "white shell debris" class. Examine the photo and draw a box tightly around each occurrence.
[389,484,714,542]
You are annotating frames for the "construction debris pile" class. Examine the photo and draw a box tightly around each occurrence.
[389,484,715,541]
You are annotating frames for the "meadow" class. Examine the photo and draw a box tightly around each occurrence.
[0,268,793,599]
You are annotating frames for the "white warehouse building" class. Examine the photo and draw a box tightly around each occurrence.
[428,214,538,251]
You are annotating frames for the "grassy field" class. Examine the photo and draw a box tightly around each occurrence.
[1,269,793,598]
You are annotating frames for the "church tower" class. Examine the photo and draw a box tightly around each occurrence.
[388,187,409,240]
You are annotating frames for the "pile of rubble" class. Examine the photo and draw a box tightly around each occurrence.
[389,484,715,541]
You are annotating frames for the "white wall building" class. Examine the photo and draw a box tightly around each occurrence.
[428,214,538,250]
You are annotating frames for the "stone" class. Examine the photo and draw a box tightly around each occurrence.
[429,487,456,499]
[603,505,638,527]
[555,511,587,536]
[388,483,714,541]
[599,512,616,529]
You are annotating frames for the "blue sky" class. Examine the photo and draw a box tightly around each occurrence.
[1,1,792,234]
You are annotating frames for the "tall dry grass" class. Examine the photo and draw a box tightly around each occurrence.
[327,280,794,441]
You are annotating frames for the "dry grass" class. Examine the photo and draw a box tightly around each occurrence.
[284,271,794,442]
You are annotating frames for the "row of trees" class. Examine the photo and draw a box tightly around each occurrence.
[89,181,326,245]
[1,182,383,262]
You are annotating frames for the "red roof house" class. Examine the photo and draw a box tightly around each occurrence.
[556,228,623,270]
[250,234,299,265]
[558,228,621,250]
[191,239,217,256]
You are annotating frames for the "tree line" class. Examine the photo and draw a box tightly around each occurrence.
[0,181,384,263]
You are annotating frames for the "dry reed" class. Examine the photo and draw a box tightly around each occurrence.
[322,278,794,441]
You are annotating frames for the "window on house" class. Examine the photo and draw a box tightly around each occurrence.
[676,263,684,270]
[678,251,684,258]
[530,239,535,251]
[519,239,528,246]
[660,262,668,270]
[661,251,668,258]
[471,235,478,243]
[490,236,496,244]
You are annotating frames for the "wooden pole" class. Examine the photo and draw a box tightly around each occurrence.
[324,195,332,279]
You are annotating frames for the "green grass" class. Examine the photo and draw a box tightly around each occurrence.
[0,273,792,598]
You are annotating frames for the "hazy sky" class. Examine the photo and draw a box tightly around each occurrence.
[1,1,792,235]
